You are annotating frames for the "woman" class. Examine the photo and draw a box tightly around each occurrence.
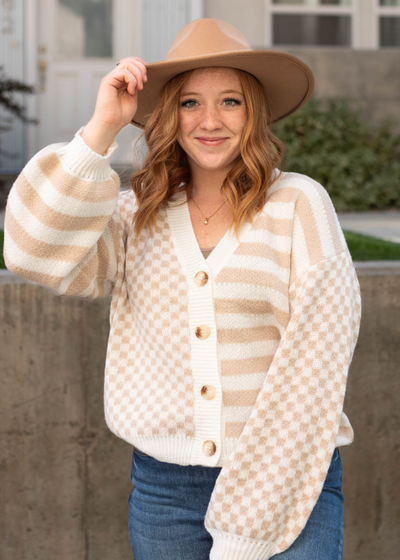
[4,18,361,560]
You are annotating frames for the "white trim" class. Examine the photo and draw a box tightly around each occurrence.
[372,0,380,47]
[352,0,360,49]
[268,3,354,14]
[115,0,142,60]
[188,0,204,21]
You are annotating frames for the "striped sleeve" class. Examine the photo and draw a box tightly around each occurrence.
[204,178,362,560]
[3,127,132,299]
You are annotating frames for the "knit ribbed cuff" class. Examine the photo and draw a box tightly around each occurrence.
[207,528,281,560]
[54,126,119,182]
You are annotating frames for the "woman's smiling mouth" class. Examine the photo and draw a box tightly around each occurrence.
[196,137,229,146]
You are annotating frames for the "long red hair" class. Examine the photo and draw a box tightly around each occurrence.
[130,68,285,239]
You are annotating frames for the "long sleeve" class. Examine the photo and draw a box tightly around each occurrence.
[3,127,132,299]
[204,180,362,560]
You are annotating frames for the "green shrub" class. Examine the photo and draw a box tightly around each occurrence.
[271,97,400,211]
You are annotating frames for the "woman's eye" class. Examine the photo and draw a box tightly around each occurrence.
[181,98,241,109]
[223,98,241,107]
[181,99,197,108]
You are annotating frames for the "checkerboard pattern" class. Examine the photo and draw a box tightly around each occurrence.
[205,249,362,559]
[104,202,196,441]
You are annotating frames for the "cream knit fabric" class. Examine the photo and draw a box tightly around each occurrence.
[4,127,362,560]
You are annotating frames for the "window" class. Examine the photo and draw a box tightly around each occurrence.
[377,0,400,47]
[56,0,113,59]
[273,14,351,45]
[267,0,354,47]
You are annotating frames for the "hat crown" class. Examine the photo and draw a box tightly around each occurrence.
[166,18,251,61]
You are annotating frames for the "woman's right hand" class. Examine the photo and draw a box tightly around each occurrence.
[91,57,148,131]
[81,57,148,155]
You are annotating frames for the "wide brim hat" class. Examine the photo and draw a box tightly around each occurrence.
[130,18,315,129]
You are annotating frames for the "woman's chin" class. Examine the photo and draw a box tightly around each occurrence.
[193,157,234,173]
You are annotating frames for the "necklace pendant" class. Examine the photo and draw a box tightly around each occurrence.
[204,219,209,225]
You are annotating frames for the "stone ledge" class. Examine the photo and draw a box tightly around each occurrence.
[352,261,400,276]
[0,269,27,284]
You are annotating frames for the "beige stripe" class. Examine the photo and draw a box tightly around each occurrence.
[266,184,302,203]
[64,250,99,296]
[318,183,345,255]
[220,355,273,376]
[109,218,121,261]
[37,152,119,202]
[3,248,62,289]
[218,324,280,345]
[15,172,111,232]
[215,298,290,327]
[233,241,291,268]
[215,298,275,315]
[294,192,324,265]
[97,234,112,279]
[215,267,288,296]
[224,389,260,407]
[225,421,246,439]
[338,423,353,441]
[5,206,93,263]
[251,213,293,237]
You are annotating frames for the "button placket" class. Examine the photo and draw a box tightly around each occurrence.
[166,196,225,465]
[193,268,220,460]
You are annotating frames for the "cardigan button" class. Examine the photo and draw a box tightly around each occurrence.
[194,271,209,286]
[203,440,217,456]
[195,325,210,339]
[201,385,216,400]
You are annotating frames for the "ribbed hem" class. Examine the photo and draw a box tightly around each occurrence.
[207,529,281,560]
[335,434,353,447]
[54,126,119,182]
[101,421,239,466]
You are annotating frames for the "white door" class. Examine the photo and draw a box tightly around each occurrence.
[34,0,203,170]
[36,0,142,168]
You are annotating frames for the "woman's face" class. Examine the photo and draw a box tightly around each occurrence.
[177,67,247,175]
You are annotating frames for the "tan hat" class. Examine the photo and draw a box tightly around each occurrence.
[130,18,315,129]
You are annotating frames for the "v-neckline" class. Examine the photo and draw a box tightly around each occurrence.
[166,189,254,281]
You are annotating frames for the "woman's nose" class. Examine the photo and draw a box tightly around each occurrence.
[200,106,222,129]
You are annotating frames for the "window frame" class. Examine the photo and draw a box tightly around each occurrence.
[373,0,400,48]
[265,0,359,48]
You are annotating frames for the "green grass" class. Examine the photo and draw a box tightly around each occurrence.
[343,229,400,261]
[0,229,399,271]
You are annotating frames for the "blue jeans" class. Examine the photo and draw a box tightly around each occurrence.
[128,446,344,560]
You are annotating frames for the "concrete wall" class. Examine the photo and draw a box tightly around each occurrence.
[0,282,132,560]
[282,48,400,135]
[1,265,400,560]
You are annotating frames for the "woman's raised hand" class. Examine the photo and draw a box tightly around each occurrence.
[93,57,147,129]
[81,57,147,155]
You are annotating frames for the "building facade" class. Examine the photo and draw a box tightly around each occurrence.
[0,0,399,179]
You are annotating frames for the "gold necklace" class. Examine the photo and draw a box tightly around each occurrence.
[190,196,227,225]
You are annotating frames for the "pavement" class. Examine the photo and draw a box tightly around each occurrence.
[336,209,400,244]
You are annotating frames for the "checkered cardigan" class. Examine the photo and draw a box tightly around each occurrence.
[4,127,362,560]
